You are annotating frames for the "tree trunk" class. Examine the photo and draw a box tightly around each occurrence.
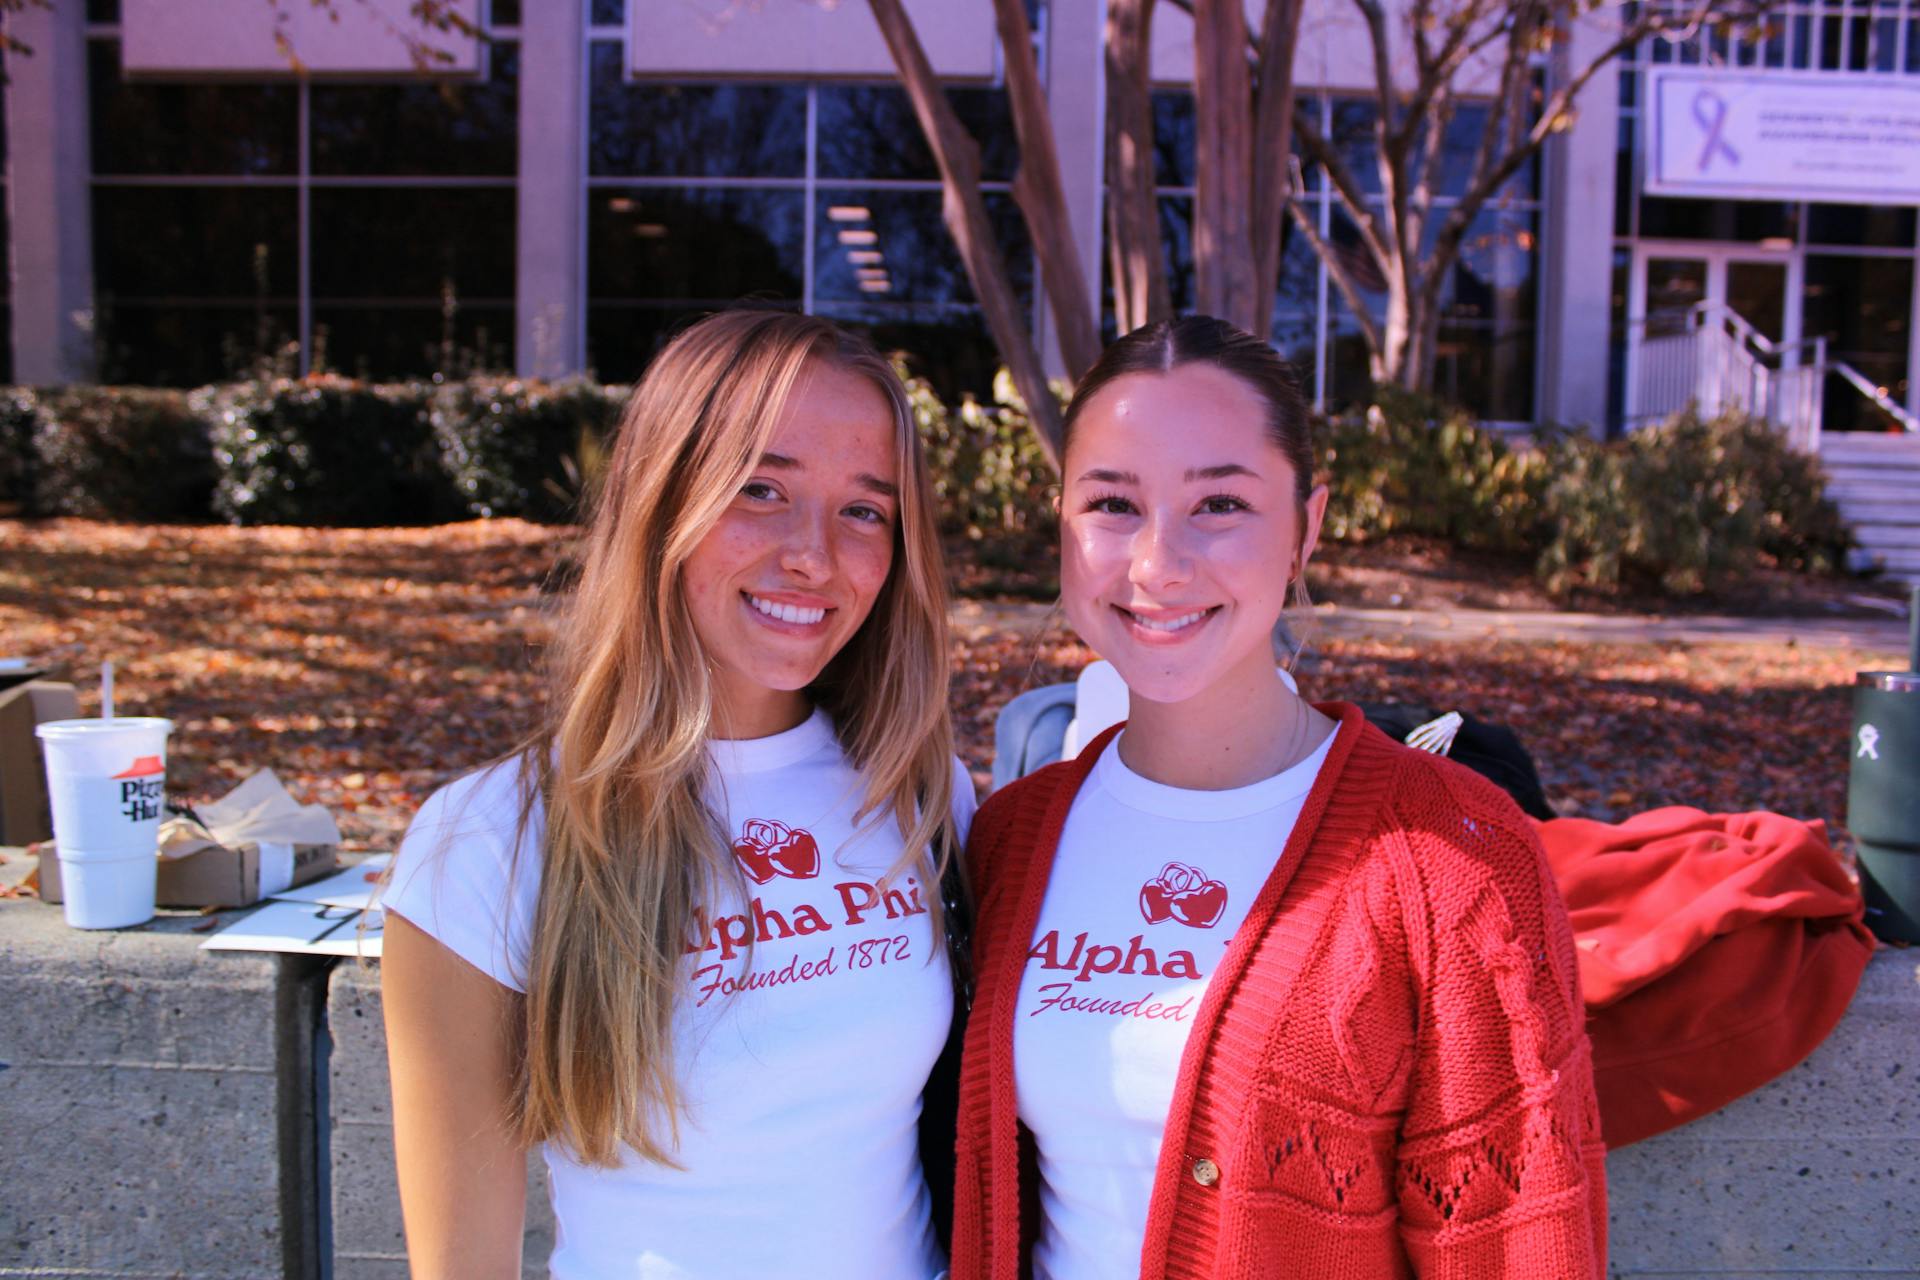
[865,0,1064,465]
[991,0,1101,381]
[1192,0,1261,332]
[1105,0,1168,336]
[1250,0,1305,333]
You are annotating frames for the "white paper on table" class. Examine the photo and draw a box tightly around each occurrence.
[199,899,384,958]
[270,853,392,910]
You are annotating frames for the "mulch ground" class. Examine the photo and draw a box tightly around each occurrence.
[3,519,1891,854]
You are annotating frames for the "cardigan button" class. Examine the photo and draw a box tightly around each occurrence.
[1191,1157,1221,1188]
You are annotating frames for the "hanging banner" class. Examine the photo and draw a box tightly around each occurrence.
[1646,66,1920,205]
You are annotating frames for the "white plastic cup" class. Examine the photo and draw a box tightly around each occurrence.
[35,717,173,929]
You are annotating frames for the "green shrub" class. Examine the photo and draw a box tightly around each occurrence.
[200,377,461,526]
[1534,407,1852,593]
[908,365,1057,543]
[33,387,214,520]
[1317,386,1544,553]
[431,378,624,523]
[0,390,42,515]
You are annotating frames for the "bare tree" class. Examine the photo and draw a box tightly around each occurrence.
[1272,0,1771,392]
[881,0,1776,411]
[870,0,1306,460]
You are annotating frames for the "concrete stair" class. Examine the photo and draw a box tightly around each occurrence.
[1820,432,1920,586]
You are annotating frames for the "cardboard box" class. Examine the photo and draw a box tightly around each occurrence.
[38,839,338,909]
[0,681,82,846]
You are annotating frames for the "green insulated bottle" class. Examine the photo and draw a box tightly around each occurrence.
[1848,587,1920,944]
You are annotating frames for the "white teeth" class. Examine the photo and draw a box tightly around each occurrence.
[1131,609,1209,633]
[748,594,826,626]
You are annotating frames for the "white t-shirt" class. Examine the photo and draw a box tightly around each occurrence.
[1012,730,1333,1280]
[383,710,976,1280]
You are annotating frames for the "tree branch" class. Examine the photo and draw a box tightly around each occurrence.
[991,0,1101,380]
[1105,0,1169,333]
[1193,0,1261,328]
[1291,106,1393,276]
[865,0,1064,465]
[1251,0,1305,320]
[1288,200,1383,358]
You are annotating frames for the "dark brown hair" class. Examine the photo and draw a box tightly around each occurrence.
[1061,315,1314,503]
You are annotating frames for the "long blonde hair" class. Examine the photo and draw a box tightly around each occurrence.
[514,311,956,1167]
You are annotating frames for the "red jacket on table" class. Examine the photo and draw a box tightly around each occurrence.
[951,704,1608,1280]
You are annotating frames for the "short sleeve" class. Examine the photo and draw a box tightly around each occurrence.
[381,761,543,993]
[950,755,980,847]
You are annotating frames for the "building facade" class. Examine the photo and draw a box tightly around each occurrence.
[4,0,1918,437]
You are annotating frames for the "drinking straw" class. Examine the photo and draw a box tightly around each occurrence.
[101,660,114,719]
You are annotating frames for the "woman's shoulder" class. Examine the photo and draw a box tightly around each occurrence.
[965,755,1087,890]
[1343,722,1567,951]
[406,756,538,847]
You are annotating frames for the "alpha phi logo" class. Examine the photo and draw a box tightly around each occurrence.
[1139,862,1228,929]
[731,818,821,884]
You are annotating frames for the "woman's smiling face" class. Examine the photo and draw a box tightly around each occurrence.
[680,359,900,737]
[1059,362,1327,706]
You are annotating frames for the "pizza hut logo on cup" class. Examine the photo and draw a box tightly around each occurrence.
[1139,861,1229,929]
[731,818,821,885]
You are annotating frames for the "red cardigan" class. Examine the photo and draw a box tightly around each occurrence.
[951,705,1607,1280]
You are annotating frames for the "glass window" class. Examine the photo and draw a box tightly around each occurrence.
[1150,88,1314,193]
[590,0,623,25]
[589,47,805,177]
[1638,196,1797,242]
[312,304,513,381]
[1607,245,1631,435]
[1156,195,1196,314]
[311,41,518,176]
[590,188,803,304]
[1153,91,1196,188]
[85,0,118,22]
[1615,116,1635,238]
[310,187,516,303]
[1329,98,1382,195]
[813,188,1030,403]
[1806,202,1917,247]
[1804,253,1915,430]
[96,303,299,386]
[89,39,296,175]
[1326,296,1376,412]
[587,187,805,382]
[813,188,1031,310]
[491,0,521,25]
[94,186,299,299]
[816,84,1018,183]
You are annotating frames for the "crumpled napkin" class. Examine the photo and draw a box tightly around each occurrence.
[159,770,342,896]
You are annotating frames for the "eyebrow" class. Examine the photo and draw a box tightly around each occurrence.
[759,452,899,500]
[1074,464,1261,485]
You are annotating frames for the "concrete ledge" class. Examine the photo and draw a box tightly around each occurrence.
[0,887,292,1280]
[1605,950,1920,1278]
[327,962,552,1279]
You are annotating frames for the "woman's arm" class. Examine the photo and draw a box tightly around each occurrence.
[383,911,530,1280]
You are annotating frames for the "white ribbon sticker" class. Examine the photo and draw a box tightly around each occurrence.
[1858,725,1882,761]
[257,841,297,897]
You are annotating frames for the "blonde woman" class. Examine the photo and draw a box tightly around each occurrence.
[381,311,972,1279]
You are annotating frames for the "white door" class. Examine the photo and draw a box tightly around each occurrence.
[1625,245,1796,423]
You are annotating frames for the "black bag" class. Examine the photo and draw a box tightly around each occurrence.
[1357,702,1557,822]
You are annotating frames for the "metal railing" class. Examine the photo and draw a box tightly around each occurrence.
[1627,303,1920,450]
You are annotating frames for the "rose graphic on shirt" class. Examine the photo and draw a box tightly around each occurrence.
[1139,861,1228,928]
[731,818,821,884]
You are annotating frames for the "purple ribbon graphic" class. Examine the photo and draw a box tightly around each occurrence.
[1693,88,1741,172]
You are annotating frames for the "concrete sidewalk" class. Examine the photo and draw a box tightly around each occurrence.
[952,598,1916,655]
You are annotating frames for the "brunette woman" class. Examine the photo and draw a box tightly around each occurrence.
[382,311,972,1279]
[952,316,1606,1279]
